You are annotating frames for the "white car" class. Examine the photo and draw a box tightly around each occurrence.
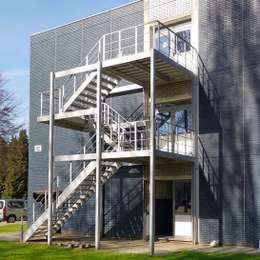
[0,199,27,223]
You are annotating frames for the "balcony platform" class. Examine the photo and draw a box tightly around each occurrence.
[102,49,194,87]
[54,150,195,164]
[37,108,96,132]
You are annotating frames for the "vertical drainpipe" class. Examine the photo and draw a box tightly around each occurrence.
[191,0,200,245]
[95,40,102,250]
[149,24,156,256]
[47,71,55,246]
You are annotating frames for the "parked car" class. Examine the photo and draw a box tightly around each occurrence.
[0,199,27,223]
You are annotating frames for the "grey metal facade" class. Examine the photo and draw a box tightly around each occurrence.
[29,0,144,237]
[29,0,260,247]
[199,0,260,247]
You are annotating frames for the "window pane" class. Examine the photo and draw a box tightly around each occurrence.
[176,30,191,53]
[8,201,24,208]
[175,181,191,214]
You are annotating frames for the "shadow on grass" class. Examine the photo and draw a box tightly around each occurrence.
[0,242,260,260]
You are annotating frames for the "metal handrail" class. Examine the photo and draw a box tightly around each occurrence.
[126,104,144,121]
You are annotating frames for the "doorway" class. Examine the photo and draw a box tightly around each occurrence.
[155,181,173,236]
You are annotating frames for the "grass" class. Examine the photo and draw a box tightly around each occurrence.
[0,223,27,233]
[0,242,260,260]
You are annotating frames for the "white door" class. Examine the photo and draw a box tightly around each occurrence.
[174,181,192,241]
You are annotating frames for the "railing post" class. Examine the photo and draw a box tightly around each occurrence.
[103,36,106,61]
[149,32,156,256]
[168,29,171,57]
[167,123,170,152]
[95,42,102,250]
[58,88,61,113]
[177,129,179,154]
[83,146,86,168]
[45,191,47,210]
[47,71,55,246]
[134,121,137,150]
[118,31,121,57]
[157,22,160,50]
[185,132,187,155]
[69,162,73,183]
[185,42,187,68]
[107,105,110,125]
[73,75,76,93]
[56,176,59,205]
[135,26,138,54]
[62,85,65,112]
[40,92,43,117]
[117,115,120,151]
[32,202,35,222]
[157,125,160,150]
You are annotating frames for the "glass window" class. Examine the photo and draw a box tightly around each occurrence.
[175,181,191,214]
[0,201,3,209]
[7,201,24,209]
[176,30,191,53]
[175,109,192,133]
[159,34,171,56]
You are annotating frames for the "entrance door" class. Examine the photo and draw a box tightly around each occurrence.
[174,181,192,240]
[155,181,173,236]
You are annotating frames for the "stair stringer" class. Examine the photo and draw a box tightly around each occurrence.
[63,71,97,112]
[53,161,122,232]
[23,161,97,242]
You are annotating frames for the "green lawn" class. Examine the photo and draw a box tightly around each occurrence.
[0,242,259,260]
[0,223,27,233]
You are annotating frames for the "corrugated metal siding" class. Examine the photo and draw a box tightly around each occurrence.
[199,0,260,247]
[29,0,144,237]
[103,166,144,239]
[106,91,143,119]
[149,0,192,21]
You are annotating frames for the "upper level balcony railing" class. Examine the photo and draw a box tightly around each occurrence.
[38,21,198,118]
[86,21,197,73]
[74,110,195,158]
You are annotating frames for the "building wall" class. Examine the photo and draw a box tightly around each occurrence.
[199,0,260,247]
[63,166,144,239]
[29,0,145,237]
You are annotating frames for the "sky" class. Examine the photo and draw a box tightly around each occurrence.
[0,0,130,130]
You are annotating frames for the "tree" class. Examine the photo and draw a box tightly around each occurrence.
[2,129,28,199]
[0,74,20,140]
[0,136,7,197]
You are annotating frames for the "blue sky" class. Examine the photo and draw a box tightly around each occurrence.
[0,0,129,129]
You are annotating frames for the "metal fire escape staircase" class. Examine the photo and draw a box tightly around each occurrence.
[25,21,203,241]
[24,55,145,242]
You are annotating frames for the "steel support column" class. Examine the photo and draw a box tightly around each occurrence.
[95,43,102,250]
[149,48,156,256]
[191,69,200,245]
[47,72,55,246]
[191,0,200,244]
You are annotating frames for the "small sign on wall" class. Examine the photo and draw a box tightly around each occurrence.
[34,145,42,153]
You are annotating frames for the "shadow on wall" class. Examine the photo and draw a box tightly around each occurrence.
[63,166,144,239]
[199,0,260,247]
[198,76,222,245]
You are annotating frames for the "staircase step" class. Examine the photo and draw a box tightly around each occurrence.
[82,87,109,97]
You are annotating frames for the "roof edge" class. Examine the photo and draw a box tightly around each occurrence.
[31,0,142,37]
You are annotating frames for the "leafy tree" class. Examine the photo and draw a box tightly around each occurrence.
[0,74,21,140]
[2,130,28,199]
